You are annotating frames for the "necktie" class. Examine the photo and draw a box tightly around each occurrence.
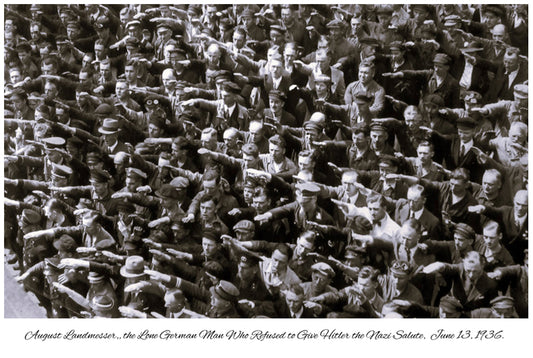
[405,247,411,262]
[410,211,415,219]
[429,78,437,93]
[464,278,472,295]
[460,144,466,158]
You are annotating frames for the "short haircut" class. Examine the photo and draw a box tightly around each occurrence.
[483,169,502,184]
[275,243,291,259]
[287,283,304,296]
[366,193,385,206]
[510,121,527,136]
[402,218,421,233]
[417,140,434,152]
[200,194,218,206]
[483,220,501,235]
[463,250,485,268]
[505,47,520,57]
[450,168,469,182]
[203,168,220,183]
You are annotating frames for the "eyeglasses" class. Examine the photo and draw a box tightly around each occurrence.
[146,99,159,106]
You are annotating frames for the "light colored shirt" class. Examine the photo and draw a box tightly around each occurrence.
[459,61,474,89]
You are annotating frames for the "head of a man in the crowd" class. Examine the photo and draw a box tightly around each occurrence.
[416,141,434,166]
[240,9,253,29]
[358,61,375,85]
[399,219,421,250]
[315,49,331,74]
[367,194,386,224]
[433,58,450,79]
[41,57,58,76]
[241,144,260,169]
[200,196,218,223]
[202,231,220,258]
[453,224,475,253]
[271,245,290,274]
[248,121,265,145]
[513,190,528,219]
[284,43,298,66]
[43,80,59,101]
[202,169,221,196]
[311,263,334,292]
[115,80,129,101]
[357,266,379,298]
[457,120,475,144]
[29,22,42,41]
[484,7,503,29]
[315,76,331,98]
[298,150,315,173]
[449,168,469,197]
[294,231,315,258]
[164,288,186,313]
[491,24,507,42]
[481,169,502,199]
[390,260,411,292]
[124,62,138,84]
[251,187,270,215]
[370,124,388,150]
[9,67,23,84]
[206,43,222,66]
[341,171,360,197]
[268,135,286,163]
[463,251,485,282]
[509,122,527,145]
[351,124,370,150]
[377,6,394,27]
[482,221,502,251]
[412,5,430,24]
[269,57,283,79]
[156,24,172,43]
[99,59,112,80]
[390,42,406,64]
[269,92,285,116]
[295,183,319,212]
[223,128,241,150]
[200,128,218,151]
[269,27,285,46]
[232,27,246,49]
[285,284,305,314]
[281,6,296,27]
[503,47,520,73]
[407,184,426,213]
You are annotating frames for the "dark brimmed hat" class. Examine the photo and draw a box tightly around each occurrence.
[311,262,335,279]
[233,220,255,233]
[155,184,179,199]
[349,216,373,235]
[210,280,240,302]
[454,223,475,241]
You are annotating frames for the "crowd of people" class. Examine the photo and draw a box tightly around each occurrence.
[3,4,528,319]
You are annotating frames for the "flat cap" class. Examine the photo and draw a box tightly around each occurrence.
[233,220,255,232]
[238,252,260,267]
[454,223,475,241]
[126,20,141,29]
[155,184,178,199]
[22,208,42,225]
[268,89,287,101]
[94,103,114,115]
[89,169,112,183]
[269,24,286,34]
[326,19,345,29]
[202,230,222,243]
[303,120,323,132]
[433,53,451,65]
[456,117,477,130]
[370,122,387,132]
[268,134,286,147]
[222,81,241,94]
[344,244,366,258]
[170,176,190,189]
[314,74,332,84]
[211,280,240,302]
[311,262,335,279]
[126,167,148,180]
[439,295,463,313]
[443,14,462,26]
[42,136,66,149]
[295,182,321,196]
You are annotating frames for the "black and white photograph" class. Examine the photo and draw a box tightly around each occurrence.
[3,1,529,332]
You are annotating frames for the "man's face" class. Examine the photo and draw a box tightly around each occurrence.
[231,31,244,48]
[315,81,329,96]
[368,201,385,223]
[235,229,254,242]
[42,64,56,76]
[202,238,218,258]
[450,178,467,196]
[200,200,216,221]
[316,55,330,73]
[103,133,118,147]
[484,13,500,29]
[358,66,373,84]
[148,123,162,138]
[357,276,377,297]
[249,124,263,144]
[504,53,519,73]
[271,250,288,273]
[352,132,368,149]
[294,239,313,258]
[391,48,404,63]
[342,174,359,196]
[513,192,528,218]
[298,156,313,171]
[94,45,105,59]
[407,191,425,212]
[270,60,283,78]
[329,27,343,41]
[281,8,294,27]
[296,190,316,210]
[482,173,501,197]
[457,128,474,143]
[5,19,15,32]
[433,63,448,77]
[252,195,270,214]
[30,25,41,40]
[270,31,283,45]
[100,64,111,79]
[125,177,140,193]
[241,16,252,28]
[124,65,136,83]
[285,292,304,313]
[483,226,501,250]
[417,145,433,165]
[201,133,217,150]
[10,70,22,84]
[312,271,330,291]
[269,143,285,162]
[284,49,296,65]
[377,13,392,27]
[92,182,108,197]
[116,82,129,99]
[67,26,80,40]
[399,226,419,249]
[463,261,483,281]
[243,153,258,168]
[509,126,526,144]
[370,130,387,148]
[202,179,218,196]
[269,97,283,114]
[164,293,185,312]
[206,48,221,65]
[221,90,235,107]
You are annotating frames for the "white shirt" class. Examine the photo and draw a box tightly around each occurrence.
[412,208,424,220]
[272,76,282,90]
[459,61,474,89]
[460,139,474,156]
[507,66,519,88]
[290,306,304,319]
[108,140,118,153]
[224,103,236,117]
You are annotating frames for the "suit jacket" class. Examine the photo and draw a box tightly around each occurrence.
[440,263,498,311]
[487,61,528,102]
[402,70,460,109]
[483,205,528,264]
[394,199,442,241]
[445,137,485,184]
